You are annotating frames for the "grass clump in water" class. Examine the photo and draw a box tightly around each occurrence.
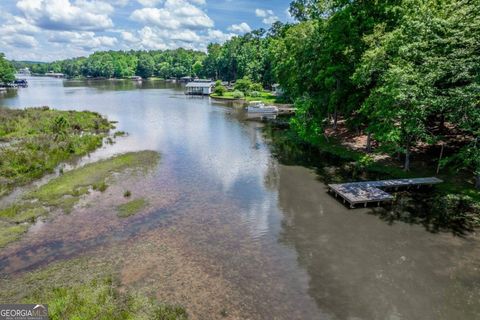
[92,181,108,192]
[117,198,148,218]
[0,221,29,248]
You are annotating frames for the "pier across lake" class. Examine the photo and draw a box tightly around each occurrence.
[328,177,443,208]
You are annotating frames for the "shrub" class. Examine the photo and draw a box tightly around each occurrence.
[234,77,252,93]
[214,85,227,96]
[249,91,261,97]
[232,91,245,99]
[124,190,131,197]
[250,83,263,92]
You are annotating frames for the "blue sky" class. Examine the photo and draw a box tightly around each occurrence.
[0,0,293,62]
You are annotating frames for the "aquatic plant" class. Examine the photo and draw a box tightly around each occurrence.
[117,198,148,218]
[27,277,188,320]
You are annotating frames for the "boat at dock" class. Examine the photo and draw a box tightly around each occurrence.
[246,101,278,114]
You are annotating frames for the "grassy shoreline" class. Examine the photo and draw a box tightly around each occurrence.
[0,107,113,197]
[210,91,285,105]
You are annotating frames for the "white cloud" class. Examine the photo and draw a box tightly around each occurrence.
[16,0,114,31]
[113,25,235,52]
[3,34,38,48]
[131,0,214,29]
[206,29,235,43]
[121,31,137,43]
[228,22,251,34]
[1,14,40,36]
[255,8,278,25]
[255,8,272,18]
[48,31,118,49]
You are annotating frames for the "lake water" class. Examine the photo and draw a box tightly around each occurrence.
[0,77,479,319]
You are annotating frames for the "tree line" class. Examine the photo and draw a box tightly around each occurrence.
[14,49,206,80]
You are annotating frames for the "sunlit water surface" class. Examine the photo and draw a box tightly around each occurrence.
[0,78,479,320]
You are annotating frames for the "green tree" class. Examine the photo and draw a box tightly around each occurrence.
[193,60,203,77]
[234,77,253,93]
[0,53,15,84]
[136,53,155,78]
[354,0,480,173]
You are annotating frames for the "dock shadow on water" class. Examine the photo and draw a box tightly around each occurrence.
[265,124,479,237]
[0,78,479,320]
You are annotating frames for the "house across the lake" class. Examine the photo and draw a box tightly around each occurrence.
[185,79,215,95]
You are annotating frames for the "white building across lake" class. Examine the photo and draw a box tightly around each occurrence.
[185,79,215,95]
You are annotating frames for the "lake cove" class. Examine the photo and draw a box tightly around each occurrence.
[0,78,479,319]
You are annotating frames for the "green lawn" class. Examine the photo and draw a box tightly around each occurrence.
[211,91,282,104]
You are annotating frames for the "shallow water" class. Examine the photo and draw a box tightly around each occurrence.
[0,77,479,319]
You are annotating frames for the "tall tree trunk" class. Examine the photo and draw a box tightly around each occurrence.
[366,132,372,153]
[476,172,480,189]
[436,143,444,175]
[333,77,340,131]
[333,107,338,131]
[404,139,411,171]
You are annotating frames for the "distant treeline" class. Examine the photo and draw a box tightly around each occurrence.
[13,49,206,80]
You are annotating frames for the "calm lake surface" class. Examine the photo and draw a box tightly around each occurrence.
[0,77,479,319]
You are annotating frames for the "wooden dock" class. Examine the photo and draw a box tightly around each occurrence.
[328,177,443,208]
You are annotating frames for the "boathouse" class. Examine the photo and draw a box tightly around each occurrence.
[185,79,215,95]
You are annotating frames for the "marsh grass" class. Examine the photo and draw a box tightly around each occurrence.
[26,278,188,320]
[0,221,29,248]
[0,257,187,320]
[0,107,112,197]
[117,198,148,218]
[0,151,160,247]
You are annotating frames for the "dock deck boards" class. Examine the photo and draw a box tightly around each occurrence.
[328,177,443,208]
